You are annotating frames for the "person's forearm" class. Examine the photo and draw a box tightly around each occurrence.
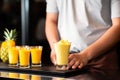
[45,16,59,50]
[81,18,120,61]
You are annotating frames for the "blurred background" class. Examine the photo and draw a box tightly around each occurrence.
[0,0,51,64]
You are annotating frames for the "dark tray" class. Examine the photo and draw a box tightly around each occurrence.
[0,62,86,78]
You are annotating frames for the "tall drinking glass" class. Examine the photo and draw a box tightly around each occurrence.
[30,46,43,67]
[19,46,30,68]
[8,47,19,66]
[54,40,71,70]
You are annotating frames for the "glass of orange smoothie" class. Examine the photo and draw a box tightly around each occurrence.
[30,46,43,67]
[19,46,30,68]
[8,47,19,66]
[54,40,71,70]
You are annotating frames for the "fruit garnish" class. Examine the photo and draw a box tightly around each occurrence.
[0,28,17,63]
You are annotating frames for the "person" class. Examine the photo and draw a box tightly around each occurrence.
[45,0,120,70]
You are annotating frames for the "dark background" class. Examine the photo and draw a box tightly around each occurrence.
[0,0,51,65]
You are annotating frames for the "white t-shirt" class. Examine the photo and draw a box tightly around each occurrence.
[46,0,120,52]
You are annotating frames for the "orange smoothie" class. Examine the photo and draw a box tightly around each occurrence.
[30,46,42,65]
[19,48,30,67]
[8,47,19,65]
[31,46,42,64]
[54,40,71,65]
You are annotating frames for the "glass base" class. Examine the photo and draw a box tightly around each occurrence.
[19,65,30,69]
[31,63,41,67]
[56,65,68,70]
[9,63,18,66]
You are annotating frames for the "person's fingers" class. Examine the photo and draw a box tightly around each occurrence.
[72,61,80,69]
[78,62,83,69]
[68,59,75,68]
[51,53,56,65]
[51,58,55,65]
[68,54,74,61]
[53,57,56,65]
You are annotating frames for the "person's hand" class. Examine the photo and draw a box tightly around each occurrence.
[50,50,56,65]
[68,52,88,69]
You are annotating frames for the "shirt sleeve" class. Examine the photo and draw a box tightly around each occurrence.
[111,0,120,18]
[46,0,58,13]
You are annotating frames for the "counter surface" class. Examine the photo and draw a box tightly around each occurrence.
[0,62,87,77]
[0,62,120,80]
